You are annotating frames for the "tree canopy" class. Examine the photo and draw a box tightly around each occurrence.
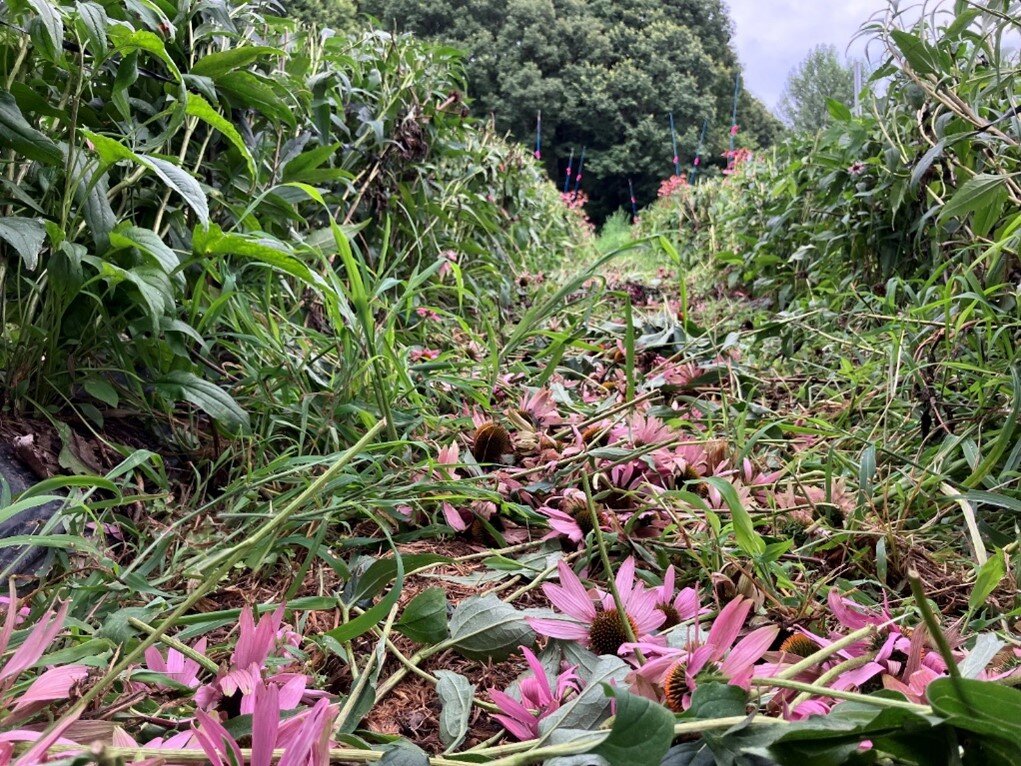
[359,0,783,220]
[778,44,856,133]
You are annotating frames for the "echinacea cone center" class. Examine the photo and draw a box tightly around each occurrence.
[588,608,637,656]
[657,602,681,630]
[779,633,816,658]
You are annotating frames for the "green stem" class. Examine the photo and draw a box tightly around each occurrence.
[751,677,931,713]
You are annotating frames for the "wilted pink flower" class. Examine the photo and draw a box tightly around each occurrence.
[143,637,207,689]
[518,388,562,427]
[526,558,665,657]
[415,306,441,321]
[489,646,580,740]
[410,347,441,362]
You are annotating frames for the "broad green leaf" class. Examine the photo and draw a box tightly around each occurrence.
[25,0,64,61]
[0,217,47,270]
[891,30,940,75]
[588,687,675,766]
[154,370,250,434]
[195,226,324,287]
[107,26,180,80]
[109,225,180,276]
[143,155,209,225]
[681,682,748,719]
[379,741,429,766]
[350,553,449,602]
[928,678,1021,744]
[185,93,257,179]
[0,90,64,165]
[825,98,852,122]
[83,132,208,224]
[74,2,108,57]
[435,670,474,752]
[539,655,629,733]
[448,595,534,661]
[939,174,1007,226]
[216,71,293,125]
[395,587,448,644]
[189,46,283,78]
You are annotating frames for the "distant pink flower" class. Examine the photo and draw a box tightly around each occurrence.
[489,646,580,740]
[526,558,665,657]
[518,388,562,427]
[730,124,740,136]
[410,348,440,362]
[611,413,673,448]
[144,637,207,689]
[415,306,441,321]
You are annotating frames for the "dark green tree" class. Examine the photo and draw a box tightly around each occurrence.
[285,0,357,30]
[359,0,782,220]
[778,44,856,133]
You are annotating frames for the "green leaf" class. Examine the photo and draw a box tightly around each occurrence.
[379,741,429,766]
[352,553,450,602]
[216,71,293,125]
[0,90,64,165]
[891,30,940,75]
[539,655,629,733]
[681,682,748,719]
[939,174,1007,226]
[702,476,765,556]
[969,550,1006,614]
[107,25,180,81]
[928,677,1021,745]
[194,225,324,287]
[0,217,47,270]
[435,670,474,752]
[143,155,209,225]
[109,225,180,276]
[448,595,534,661]
[153,370,250,434]
[588,687,675,766]
[75,2,108,58]
[189,46,283,78]
[825,98,851,122]
[395,588,448,644]
[82,377,119,408]
[185,93,257,180]
[326,547,405,644]
[25,0,64,61]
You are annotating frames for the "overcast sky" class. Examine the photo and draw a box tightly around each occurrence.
[727,0,890,111]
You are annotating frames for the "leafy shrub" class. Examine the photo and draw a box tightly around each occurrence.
[0,0,583,446]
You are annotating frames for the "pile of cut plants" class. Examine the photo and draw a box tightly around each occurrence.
[0,1,1019,765]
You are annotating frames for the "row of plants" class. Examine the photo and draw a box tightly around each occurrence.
[0,0,582,452]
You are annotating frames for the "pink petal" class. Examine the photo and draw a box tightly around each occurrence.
[706,597,751,658]
[14,665,89,711]
[720,626,778,679]
[492,712,537,741]
[1,601,69,682]
[252,682,280,766]
[194,709,242,766]
[658,566,676,605]
[521,646,552,704]
[544,561,596,622]
[614,557,636,603]
[143,646,167,674]
[525,617,589,642]
[443,502,468,531]
[831,662,886,691]
[279,698,335,766]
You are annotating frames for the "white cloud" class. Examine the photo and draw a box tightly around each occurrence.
[727,0,890,111]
